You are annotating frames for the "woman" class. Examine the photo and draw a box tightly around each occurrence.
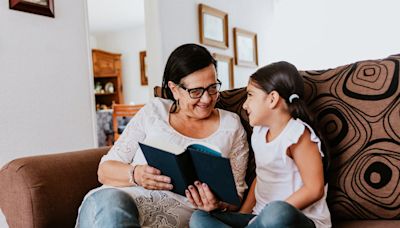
[77,43,249,228]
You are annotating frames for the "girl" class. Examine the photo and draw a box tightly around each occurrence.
[189,61,331,228]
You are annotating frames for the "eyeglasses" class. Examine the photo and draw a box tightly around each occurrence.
[179,80,222,99]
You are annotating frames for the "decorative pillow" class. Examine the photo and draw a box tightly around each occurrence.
[300,54,400,220]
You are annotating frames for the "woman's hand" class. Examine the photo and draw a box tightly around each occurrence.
[185,181,220,212]
[134,165,173,190]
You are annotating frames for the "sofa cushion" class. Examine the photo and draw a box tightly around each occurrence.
[300,54,400,220]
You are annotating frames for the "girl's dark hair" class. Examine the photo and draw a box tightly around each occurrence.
[161,43,217,112]
[250,61,330,183]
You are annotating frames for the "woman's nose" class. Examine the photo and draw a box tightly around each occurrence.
[200,90,212,102]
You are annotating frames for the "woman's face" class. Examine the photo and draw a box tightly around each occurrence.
[242,81,271,126]
[170,64,219,119]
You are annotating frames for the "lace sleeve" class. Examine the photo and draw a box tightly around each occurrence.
[229,123,249,198]
[99,104,150,164]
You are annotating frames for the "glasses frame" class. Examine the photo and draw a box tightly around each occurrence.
[179,80,222,99]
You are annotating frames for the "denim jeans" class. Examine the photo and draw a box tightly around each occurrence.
[190,201,315,228]
[77,188,141,228]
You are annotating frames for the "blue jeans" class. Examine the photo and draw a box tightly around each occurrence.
[78,188,141,228]
[190,201,315,228]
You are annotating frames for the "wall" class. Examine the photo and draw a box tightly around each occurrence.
[145,0,272,91]
[0,1,96,167]
[264,0,400,70]
[92,25,149,104]
[145,0,400,92]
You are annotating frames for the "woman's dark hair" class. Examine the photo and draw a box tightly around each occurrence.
[161,43,217,112]
[250,61,330,183]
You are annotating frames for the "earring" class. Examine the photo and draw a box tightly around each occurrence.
[175,99,180,111]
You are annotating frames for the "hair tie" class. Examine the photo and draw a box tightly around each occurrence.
[288,94,299,103]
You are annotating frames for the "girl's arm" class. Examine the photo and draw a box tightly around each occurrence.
[285,129,325,210]
[239,178,257,213]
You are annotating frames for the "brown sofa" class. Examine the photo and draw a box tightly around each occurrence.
[1,54,399,227]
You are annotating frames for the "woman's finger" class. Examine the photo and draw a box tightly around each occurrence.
[202,183,218,205]
[188,185,203,207]
[195,181,210,205]
[185,190,196,207]
[144,165,161,175]
[142,179,173,190]
[143,172,170,183]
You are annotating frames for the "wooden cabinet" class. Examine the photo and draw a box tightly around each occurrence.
[92,49,124,108]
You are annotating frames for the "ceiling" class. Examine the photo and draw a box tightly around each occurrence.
[87,0,145,33]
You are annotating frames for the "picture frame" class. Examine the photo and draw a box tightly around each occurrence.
[233,28,258,67]
[213,53,234,90]
[9,0,55,18]
[139,51,148,86]
[198,4,229,49]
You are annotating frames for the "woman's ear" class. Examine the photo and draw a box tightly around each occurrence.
[168,81,180,100]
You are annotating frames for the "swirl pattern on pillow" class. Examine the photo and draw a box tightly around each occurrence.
[300,54,400,220]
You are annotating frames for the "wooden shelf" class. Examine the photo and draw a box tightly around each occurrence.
[95,92,116,96]
[94,75,118,78]
[92,49,124,107]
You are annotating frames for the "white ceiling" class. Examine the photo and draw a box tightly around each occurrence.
[87,0,145,33]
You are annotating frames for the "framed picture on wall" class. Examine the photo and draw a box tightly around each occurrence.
[198,4,229,49]
[213,53,234,90]
[139,51,148,86]
[9,0,55,17]
[233,28,258,67]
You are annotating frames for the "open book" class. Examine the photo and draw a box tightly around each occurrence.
[138,139,241,206]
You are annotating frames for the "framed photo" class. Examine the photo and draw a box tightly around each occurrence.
[233,28,258,67]
[139,51,148,86]
[9,0,55,18]
[213,53,234,90]
[198,4,229,49]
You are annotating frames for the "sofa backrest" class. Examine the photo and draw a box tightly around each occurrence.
[155,54,400,220]
[301,54,400,220]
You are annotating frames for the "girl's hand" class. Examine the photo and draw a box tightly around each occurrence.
[185,181,220,212]
[134,165,173,190]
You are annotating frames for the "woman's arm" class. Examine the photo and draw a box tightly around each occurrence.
[239,178,257,213]
[229,120,250,199]
[98,161,173,189]
[285,129,325,210]
[97,101,173,190]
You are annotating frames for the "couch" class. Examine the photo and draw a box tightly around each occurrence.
[1,54,399,227]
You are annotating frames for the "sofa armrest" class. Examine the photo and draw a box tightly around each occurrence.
[0,147,109,228]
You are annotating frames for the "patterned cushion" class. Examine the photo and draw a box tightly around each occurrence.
[300,54,400,220]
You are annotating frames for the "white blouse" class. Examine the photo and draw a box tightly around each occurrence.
[79,98,249,227]
[251,118,331,228]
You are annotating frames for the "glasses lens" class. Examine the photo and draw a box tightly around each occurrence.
[207,83,221,95]
[189,88,204,98]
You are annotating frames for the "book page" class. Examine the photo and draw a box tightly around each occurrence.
[143,138,186,155]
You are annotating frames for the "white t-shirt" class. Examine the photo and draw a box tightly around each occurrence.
[78,98,249,228]
[251,118,331,228]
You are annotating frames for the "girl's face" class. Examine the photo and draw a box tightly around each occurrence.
[169,64,220,119]
[242,81,271,126]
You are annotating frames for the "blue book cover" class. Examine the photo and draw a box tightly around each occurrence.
[138,142,241,206]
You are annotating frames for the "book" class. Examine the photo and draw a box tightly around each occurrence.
[138,139,241,206]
